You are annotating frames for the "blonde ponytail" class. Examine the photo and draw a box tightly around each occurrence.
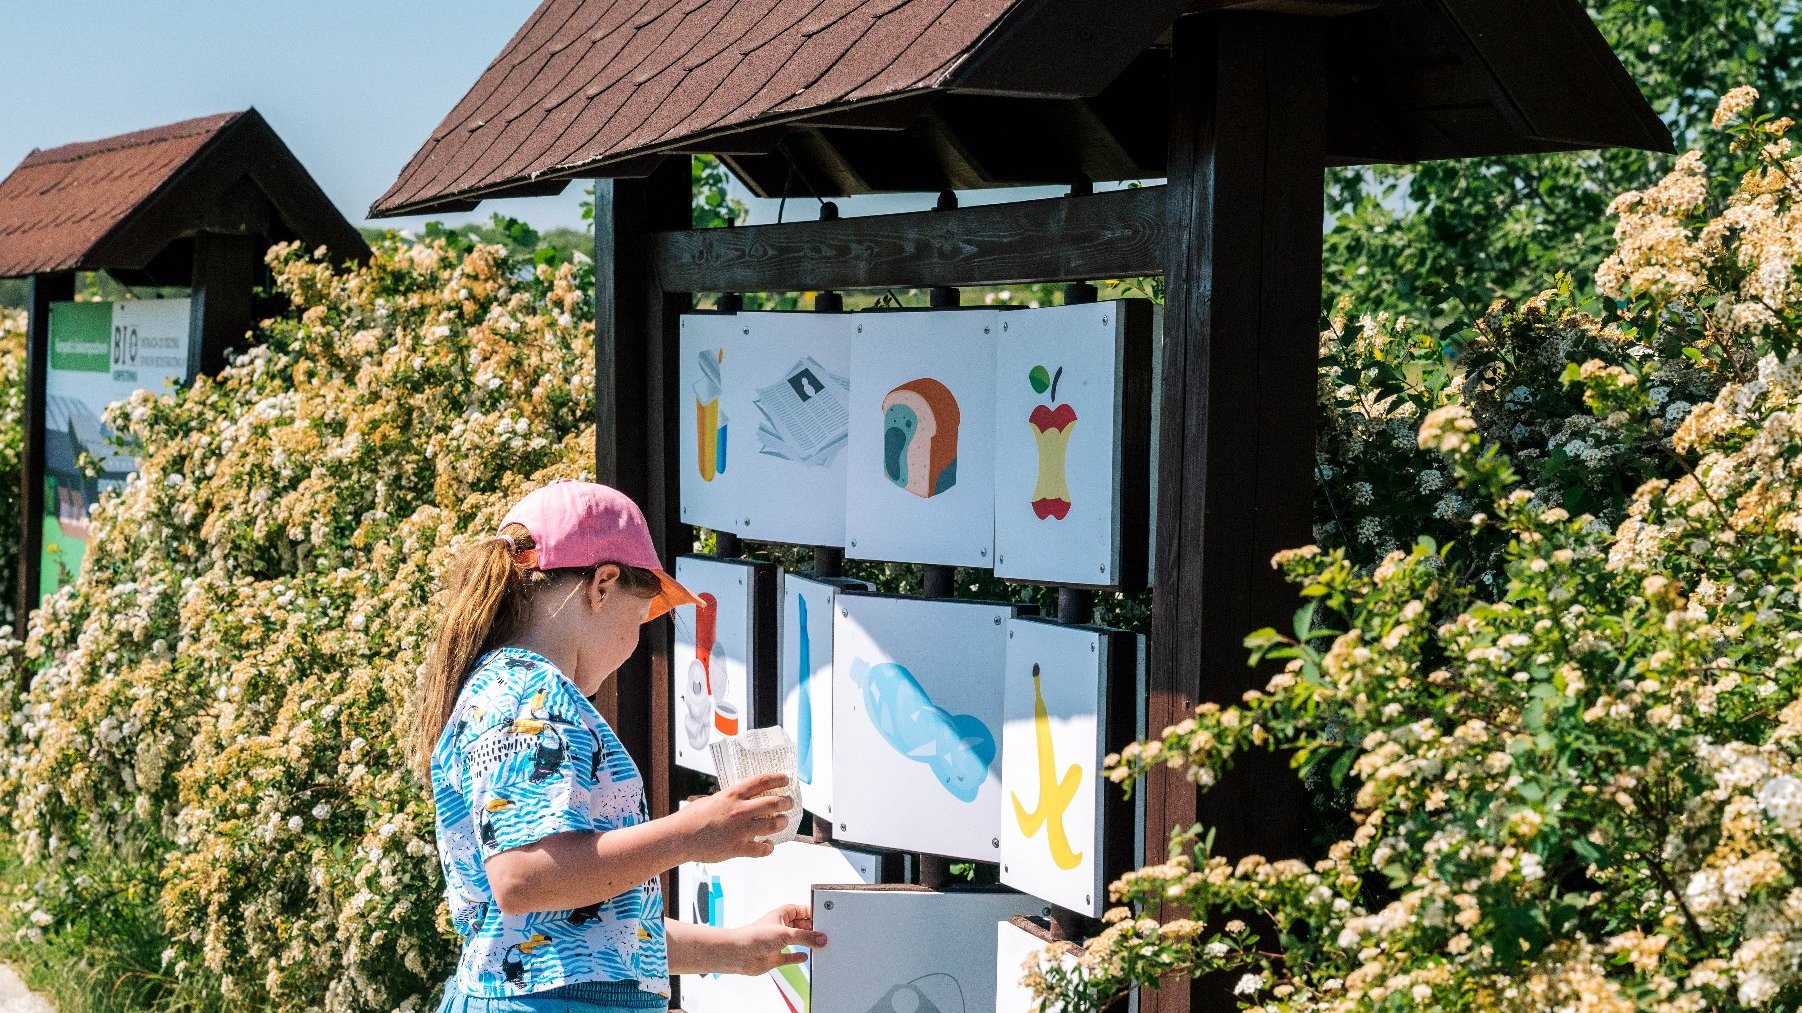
[411,523,535,782]
[410,522,666,782]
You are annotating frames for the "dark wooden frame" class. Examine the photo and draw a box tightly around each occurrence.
[596,12,1325,1011]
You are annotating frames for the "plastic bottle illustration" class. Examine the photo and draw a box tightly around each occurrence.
[795,595,814,784]
[1010,663,1083,870]
[1027,365,1075,519]
[848,657,994,803]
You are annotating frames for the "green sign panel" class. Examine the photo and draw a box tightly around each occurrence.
[47,302,111,372]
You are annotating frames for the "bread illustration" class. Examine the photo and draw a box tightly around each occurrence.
[881,378,960,498]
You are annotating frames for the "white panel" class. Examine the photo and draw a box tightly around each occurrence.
[845,310,999,566]
[813,889,1041,1013]
[678,313,854,544]
[678,314,742,535]
[999,619,1130,916]
[993,302,1128,585]
[780,573,838,819]
[672,556,759,775]
[995,919,1081,1013]
[675,838,883,1013]
[832,595,1012,861]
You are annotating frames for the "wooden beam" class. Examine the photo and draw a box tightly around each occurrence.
[650,185,1164,293]
[18,272,73,646]
[190,232,261,378]
[593,160,693,822]
[1149,13,1326,1012]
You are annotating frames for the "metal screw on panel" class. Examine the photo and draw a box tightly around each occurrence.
[742,327,750,335]
[1041,907,1052,917]
[1003,865,1009,873]
[1090,642,1097,652]
[993,617,1002,625]
[1008,631,1013,639]
[857,325,863,333]
[839,822,847,831]
[823,900,834,911]
[983,326,991,334]
[1002,322,1009,332]
[1102,316,1109,325]
[992,838,1000,848]
[841,608,849,617]
[1100,564,1107,573]
[1085,895,1092,907]
[850,538,858,548]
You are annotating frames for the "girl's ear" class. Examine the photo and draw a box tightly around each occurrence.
[588,563,621,611]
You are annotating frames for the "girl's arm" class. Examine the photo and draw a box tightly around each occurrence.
[485,773,792,915]
[666,905,823,976]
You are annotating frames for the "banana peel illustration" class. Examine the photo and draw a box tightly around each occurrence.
[1010,663,1083,870]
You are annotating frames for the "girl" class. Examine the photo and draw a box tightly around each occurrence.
[413,479,818,1012]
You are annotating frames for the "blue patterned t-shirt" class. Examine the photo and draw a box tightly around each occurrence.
[431,647,669,1001]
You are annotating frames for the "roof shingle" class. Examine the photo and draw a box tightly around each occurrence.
[372,0,1676,217]
[0,113,238,278]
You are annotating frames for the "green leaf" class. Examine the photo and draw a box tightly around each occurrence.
[1029,365,1051,394]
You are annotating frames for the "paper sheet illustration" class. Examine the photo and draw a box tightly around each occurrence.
[756,356,849,466]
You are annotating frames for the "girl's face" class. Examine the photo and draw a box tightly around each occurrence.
[570,564,651,694]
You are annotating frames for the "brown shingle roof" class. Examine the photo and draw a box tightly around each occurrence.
[0,113,238,277]
[373,0,1675,217]
[0,110,367,279]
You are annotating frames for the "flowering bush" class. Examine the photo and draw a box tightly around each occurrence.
[1032,89,1802,1012]
[0,311,23,632]
[0,240,597,1011]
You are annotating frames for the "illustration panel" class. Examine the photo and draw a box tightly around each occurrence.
[672,556,759,775]
[832,594,1014,860]
[995,917,1081,1013]
[999,618,1138,915]
[994,301,1139,586]
[676,836,884,1013]
[781,573,838,819]
[812,887,1041,1013]
[678,313,854,544]
[845,310,999,566]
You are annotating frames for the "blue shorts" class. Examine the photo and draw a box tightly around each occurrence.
[435,978,668,1012]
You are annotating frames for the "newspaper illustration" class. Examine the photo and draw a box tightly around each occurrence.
[754,357,850,467]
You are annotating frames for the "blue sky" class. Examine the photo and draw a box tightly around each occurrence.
[1,2,595,232]
[0,2,1093,235]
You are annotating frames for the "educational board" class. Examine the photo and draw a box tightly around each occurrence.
[41,298,194,606]
[675,837,884,1013]
[780,572,839,819]
[845,310,999,566]
[832,594,1014,860]
[812,887,1043,1013]
[995,917,1080,1013]
[994,302,1134,586]
[678,312,853,545]
[1000,618,1138,916]
[672,556,759,775]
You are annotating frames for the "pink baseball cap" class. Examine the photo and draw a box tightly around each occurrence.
[499,479,702,621]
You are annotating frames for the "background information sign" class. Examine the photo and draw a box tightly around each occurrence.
[41,299,194,604]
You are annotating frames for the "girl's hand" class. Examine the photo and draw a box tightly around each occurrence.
[678,773,794,863]
[726,904,825,976]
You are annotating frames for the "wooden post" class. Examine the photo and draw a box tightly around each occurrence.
[594,159,693,821]
[1148,13,1326,1013]
[17,272,74,642]
[189,232,261,378]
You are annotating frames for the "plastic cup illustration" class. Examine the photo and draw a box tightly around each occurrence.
[713,698,740,736]
[694,348,727,482]
[1027,364,1075,520]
